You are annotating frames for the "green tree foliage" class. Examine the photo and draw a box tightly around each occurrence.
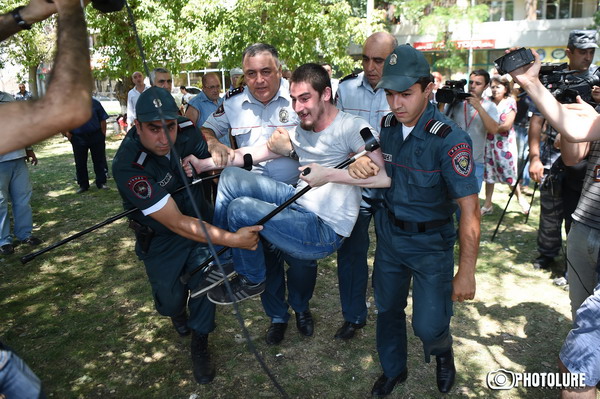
[184,0,385,75]
[0,1,55,97]
[392,0,488,72]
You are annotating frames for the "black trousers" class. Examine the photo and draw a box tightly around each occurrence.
[71,131,107,189]
[537,157,586,258]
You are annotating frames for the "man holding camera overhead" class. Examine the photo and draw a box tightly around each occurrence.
[527,30,598,276]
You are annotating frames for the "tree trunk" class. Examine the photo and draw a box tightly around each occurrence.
[28,65,39,98]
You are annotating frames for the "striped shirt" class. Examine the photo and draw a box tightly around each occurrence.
[572,140,600,228]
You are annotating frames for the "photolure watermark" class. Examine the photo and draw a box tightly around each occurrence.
[486,369,586,390]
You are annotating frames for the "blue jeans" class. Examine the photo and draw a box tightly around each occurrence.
[213,167,344,283]
[515,125,530,187]
[0,348,45,399]
[0,158,34,246]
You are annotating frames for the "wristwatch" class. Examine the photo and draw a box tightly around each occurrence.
[11,6,32,30]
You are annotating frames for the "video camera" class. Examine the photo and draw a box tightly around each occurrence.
[539,63,600,104]
[435,79,472,104]
[91,0,125,13]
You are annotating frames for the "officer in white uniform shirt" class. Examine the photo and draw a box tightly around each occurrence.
[201,43,318,345]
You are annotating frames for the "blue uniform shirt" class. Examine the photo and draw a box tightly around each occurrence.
[71,99,108,135]
[380,102,478,222]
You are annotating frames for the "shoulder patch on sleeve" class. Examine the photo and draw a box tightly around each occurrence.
[127,176,153,199]
[447,143,473,177]
[213,103,225,117]
[425,120,453,138]
[225,86,244,99]
[339,73,358,83]
[132,151,148,169]
[380,113,397,129]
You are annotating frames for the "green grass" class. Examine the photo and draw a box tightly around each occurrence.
[0,130,588,398]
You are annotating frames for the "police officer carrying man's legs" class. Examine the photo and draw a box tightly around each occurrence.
[349,45,480,397]
[112,87,261,384]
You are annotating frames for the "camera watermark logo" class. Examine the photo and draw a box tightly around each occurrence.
[487,369,586,390]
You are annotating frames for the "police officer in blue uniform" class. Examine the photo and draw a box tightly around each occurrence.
[112,87,260,385]
[350,45,480,397]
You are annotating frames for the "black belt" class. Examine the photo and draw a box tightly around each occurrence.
[387,210,452,233]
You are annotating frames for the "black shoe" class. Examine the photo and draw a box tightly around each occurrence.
[532,255,554,270]
[191,332,215,384]
[371,369,408,397]
[334,321,366,340]
[206,275,265,305]
[20,236,42,246]
[76,187,89,194]
[295,310,314,337]
[171,311,190,337]
[265,322,288,345]
[0,244,14,255]
[190,261,236,298]
[436,348,456,393]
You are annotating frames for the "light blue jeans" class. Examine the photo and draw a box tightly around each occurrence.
[213,167,344,284]
[0,349,45,399]
[0,158,34,246]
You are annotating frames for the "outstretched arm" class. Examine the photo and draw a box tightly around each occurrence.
[0,0,93,154]
[183,143,281,176]
[510,48,600,142]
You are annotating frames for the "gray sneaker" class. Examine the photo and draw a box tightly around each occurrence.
[189,261,236,298]
[207,275,265,305]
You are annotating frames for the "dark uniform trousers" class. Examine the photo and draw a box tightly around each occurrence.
[71,130,107,189]
[373,210,455,378]
[537,157,586,258]
[140,229,216,335]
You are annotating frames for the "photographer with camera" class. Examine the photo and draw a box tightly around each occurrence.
[0,0,94,155]
[510,45,600,399]
[527,30,598,275]
[446,70,499,198]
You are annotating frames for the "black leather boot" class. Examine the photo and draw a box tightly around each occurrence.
[191,332,216,384]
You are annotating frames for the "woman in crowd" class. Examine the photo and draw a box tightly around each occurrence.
[481,75,530,215]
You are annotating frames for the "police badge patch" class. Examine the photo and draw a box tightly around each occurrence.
[447,143,472,177]
[214,103,225,117]
[128,176,152,200]
[279,109,289,123]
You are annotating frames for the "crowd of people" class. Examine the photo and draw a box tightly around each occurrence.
[1,0,599,398]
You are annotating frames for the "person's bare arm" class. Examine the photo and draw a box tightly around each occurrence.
[200,126,235,167]
[560,135,590,166]
[184,106,199,127]
[467,96,499,135]
[453,194,480,302]
[299,148,391,188]
[183,143,280,176]
[0,0,57,41]
[150,196,262,250]
[528,114,545,183]
[510,48,600,142]
[498,109,516,133]
[0,0,92,154]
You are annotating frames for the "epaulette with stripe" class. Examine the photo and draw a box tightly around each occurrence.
[225,86,244,99]
[425,120,453,138]
[339,73,359,83]
[380,113,397,129]
[132,150,148,169]
[178,119,194,129]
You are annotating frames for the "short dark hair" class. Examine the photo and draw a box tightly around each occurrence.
[470,69,491,85]
[491,75,512,98]
[242,43,281,68]
[416,75,434,92]
[180,85,186,90]
[290,63,333,104]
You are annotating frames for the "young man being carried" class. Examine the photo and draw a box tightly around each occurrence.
[185,63,389,304]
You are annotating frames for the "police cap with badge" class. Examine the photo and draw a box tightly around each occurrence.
[136,87,180,122]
